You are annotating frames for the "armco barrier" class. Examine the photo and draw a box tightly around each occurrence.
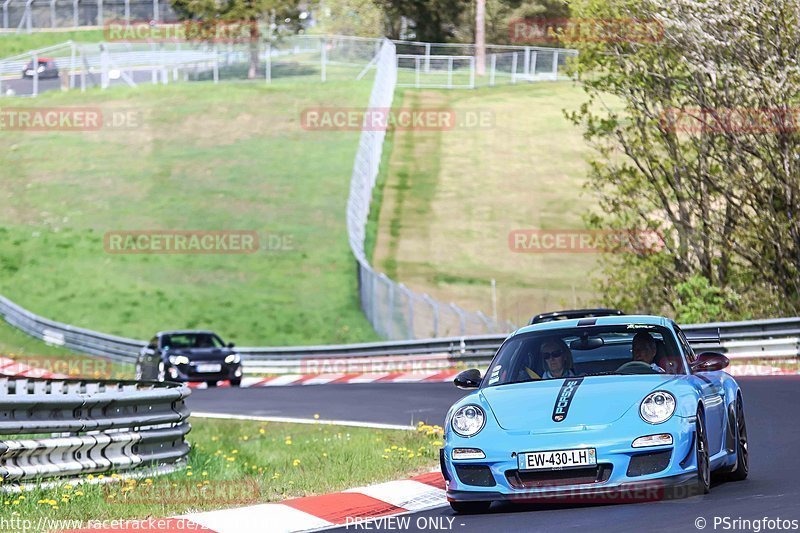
[0,376,190,483]
[2,293,799,372]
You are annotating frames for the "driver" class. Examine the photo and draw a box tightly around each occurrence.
[632,332,664,373]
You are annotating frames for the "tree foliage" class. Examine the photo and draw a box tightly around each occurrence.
[169,0,306,78]
[567,0,800,320]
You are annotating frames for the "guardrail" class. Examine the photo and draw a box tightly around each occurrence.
[3,293,798,374]
[0,376,191,484]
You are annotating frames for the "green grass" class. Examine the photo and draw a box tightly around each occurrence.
[0,78,380,346]
[1,418,443,522]
[0,321,133,378]
[372,81,624,328]
[0,30,104,58]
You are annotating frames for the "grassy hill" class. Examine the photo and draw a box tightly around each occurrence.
[372,81,619,326]
[0,78,379,347]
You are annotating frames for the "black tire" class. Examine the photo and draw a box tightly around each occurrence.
[230,379,242,387]
[727,397,749,481]
[449,501,492,514]
[207,381,218,388]
[695,408,711,494]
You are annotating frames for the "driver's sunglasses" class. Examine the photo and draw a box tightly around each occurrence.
[542,350,563,360]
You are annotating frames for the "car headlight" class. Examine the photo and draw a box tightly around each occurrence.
[640,391,676,424]
[169,355,190,365]
[451,405,486,437]
[225,353,241,364]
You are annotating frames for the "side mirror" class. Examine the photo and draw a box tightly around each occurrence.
[227,342,236,349]
[454,369,482,389]
[691,352,729,372]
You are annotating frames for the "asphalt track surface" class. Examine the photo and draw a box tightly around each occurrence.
[190,377,800,533]
[1,71,168,96]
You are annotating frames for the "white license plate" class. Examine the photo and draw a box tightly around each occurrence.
[518,448,597,471]
[196,364,221,373]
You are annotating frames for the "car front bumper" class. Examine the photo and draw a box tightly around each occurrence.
[168,363,243,383]
[443,415,703,503]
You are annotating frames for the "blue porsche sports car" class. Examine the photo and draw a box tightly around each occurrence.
[442,315,749,513]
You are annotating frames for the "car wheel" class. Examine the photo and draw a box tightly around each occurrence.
[230,379,242,387]
[695,408,711,494]
[207,381,218,388]
[449,501,492,514]
[727,397,749,481]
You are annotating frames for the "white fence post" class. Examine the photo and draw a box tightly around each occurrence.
[320,37,327,82]
[265,42,271,83]
[469,56,475,88]
[552,50,559,78]
[69,42,76,89]
[213,44,219,83]
[489,53,496,86]
[523,46,530,75]
[447,56,453,89]
[32,52,38,96]
[511,52,518,84]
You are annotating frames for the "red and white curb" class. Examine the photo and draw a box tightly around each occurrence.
[175,471,446,533]
[0,356,68,379]
[186,370,462,389]
[185,364,800,388]
[65,472,447,532]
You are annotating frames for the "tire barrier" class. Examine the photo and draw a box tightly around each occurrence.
[0,376,191,483]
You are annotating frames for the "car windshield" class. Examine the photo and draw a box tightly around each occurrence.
[483,324,685,387]
[162,333,225,349]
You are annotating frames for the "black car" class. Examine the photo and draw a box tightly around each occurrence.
[22,58,60,79]
[136,330,243,387]
[529,308,625,325]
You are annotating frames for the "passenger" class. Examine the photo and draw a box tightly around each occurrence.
[632,332,665,373]
[538,338,576,379]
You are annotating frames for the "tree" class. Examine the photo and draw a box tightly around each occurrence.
[169,0,306,79]
[315,0,384,36]
[375,0,470,41]
[567,0,800,319]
